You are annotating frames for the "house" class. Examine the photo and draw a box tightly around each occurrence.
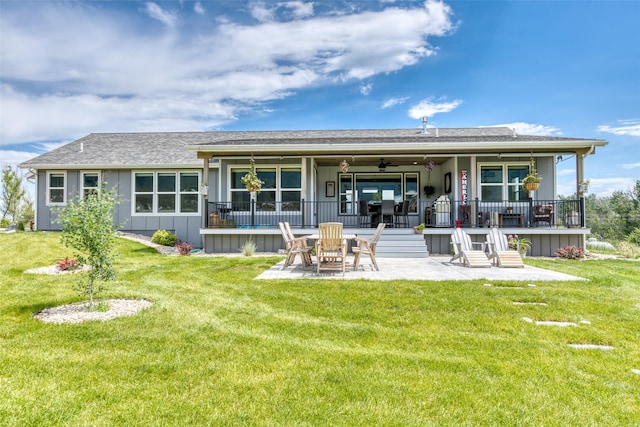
[19,127,607,257]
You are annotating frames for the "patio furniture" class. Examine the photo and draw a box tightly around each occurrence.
[352,223,386,271]
[394,200,410,228]
[278,222,312,269]
[380,200,395,227]
[499,212,524,227]
[358,199,372,228]
[532,204,554,226]
[450,228,491,268]
[485,228,524,268]
[316,222,348,275]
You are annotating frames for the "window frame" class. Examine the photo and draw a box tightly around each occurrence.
[131,170,201,216]
[478,162,529,202]
[339,172,419,215]
[81,171,101,198]
[228,164,302,212]
[46,171,67,206]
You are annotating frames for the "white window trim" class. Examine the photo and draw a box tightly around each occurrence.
[228,164,302,211]
[46,171,67,206]
[131,170,201,216]
[81,170,101,197]
[478,162,529,202]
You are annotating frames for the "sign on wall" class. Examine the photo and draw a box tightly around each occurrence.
[461,169,468,204]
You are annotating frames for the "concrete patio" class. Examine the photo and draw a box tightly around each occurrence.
[256,256,585,281]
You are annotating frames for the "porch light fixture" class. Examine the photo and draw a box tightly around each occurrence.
[339,159,350,173]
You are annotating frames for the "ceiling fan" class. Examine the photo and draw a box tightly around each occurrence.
[378,158,398,171]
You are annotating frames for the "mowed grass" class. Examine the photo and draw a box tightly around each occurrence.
[1,233,639,426]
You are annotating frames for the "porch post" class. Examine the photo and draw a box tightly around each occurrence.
[576,152,586,229]
[576,153,584,198]
[470,155,477,227]
[202,155,210,250]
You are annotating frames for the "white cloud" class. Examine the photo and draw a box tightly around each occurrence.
[144,2,178,28]
[557,168,576,177]
[0,0,454,145]
[588,177,638,197]
[194,2,205,15]
[359,83,372,96]
[621,162,640,169]
[482,122,561,136]
[597,119,640,137]
[408,97,462,119]
[381,97,409,109]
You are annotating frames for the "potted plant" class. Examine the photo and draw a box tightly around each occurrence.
[508,234,531,257]
[413,223,425,234]
[241,158,264,193]
[523,156,541,191]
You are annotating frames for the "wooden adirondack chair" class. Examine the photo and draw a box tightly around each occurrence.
[352,223,386,271]
[450,228,491,268]
[278,222,312,268]
[316,222,347,275]
[485,228,524,268]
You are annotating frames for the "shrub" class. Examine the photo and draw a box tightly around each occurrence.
[16,222,25,232]
[626,228,640,246]
[175,241,193,256]
[151,230,178,246]
[0,218,10,228]
[555,245,585,259]
[616,241,640,259]
[56,256,79,271]
[241,240,257,256]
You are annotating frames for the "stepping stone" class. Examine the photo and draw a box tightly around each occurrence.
[513,302,548,306]
[579,320,591,325]
[536,321,577,327]
[632,369,640,375]
[528,283,536,287]
[568,344,614,350]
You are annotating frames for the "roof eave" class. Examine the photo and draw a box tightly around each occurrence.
[187,139,608,156]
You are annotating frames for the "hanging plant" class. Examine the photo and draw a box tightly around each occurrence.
[523,155,541,191]
[424,158,436,197]
[241,158,264,193]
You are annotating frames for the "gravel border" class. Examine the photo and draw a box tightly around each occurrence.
[33,299,153,324]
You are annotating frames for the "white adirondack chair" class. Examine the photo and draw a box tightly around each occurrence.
[450,228,491,268]
[486,228,524,268]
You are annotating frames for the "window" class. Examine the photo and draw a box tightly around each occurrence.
[340,173,417,215]
[479,164,529,202]
[81,171,100,197]
[133,171,200,214]
[47,172,66,205]
[230,165,301,212]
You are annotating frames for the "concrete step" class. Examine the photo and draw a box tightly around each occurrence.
[353,227,429,258]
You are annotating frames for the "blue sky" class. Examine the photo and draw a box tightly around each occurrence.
[1,0,638,197]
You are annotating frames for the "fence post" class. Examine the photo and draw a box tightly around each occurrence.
[580,197,585,228]
[301,198,306,228]
[528,197,533,228]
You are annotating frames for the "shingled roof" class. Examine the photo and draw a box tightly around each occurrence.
[20,128,607,169]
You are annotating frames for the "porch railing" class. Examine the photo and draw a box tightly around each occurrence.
[205,198,585,229]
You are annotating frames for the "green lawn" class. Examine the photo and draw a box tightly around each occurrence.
[1,232,639,426]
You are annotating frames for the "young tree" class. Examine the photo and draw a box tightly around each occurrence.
[1,165,27,223]
[55,187,119,308]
